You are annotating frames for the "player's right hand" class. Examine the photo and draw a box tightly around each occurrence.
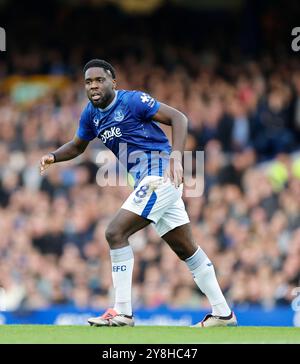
[40,153,55,175]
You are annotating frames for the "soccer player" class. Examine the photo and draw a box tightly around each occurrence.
[40,59,237,328]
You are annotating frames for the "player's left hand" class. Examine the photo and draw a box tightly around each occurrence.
[164,157,183,188]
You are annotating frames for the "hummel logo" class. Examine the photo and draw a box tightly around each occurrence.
[140,93,155,107]
[93,117,100,127]
[140,93,150,103]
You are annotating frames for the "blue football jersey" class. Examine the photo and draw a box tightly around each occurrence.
[76,90,171,186]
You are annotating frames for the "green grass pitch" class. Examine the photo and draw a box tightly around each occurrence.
[0,326,299,344]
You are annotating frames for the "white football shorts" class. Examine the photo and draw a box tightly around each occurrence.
[121,175,190,237]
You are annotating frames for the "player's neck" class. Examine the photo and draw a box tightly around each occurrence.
[98,90,117,111]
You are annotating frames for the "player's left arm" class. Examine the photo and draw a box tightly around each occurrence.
[152,103,188,187]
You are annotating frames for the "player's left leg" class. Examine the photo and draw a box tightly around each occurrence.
[161,223,237,327]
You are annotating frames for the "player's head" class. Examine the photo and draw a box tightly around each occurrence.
[83,59,116,108]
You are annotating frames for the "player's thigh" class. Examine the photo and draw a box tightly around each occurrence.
[153,197,189,236]
[161,222,198,260]
[106,208,151,243]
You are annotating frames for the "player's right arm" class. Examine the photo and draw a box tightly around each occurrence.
[40,103,95,175]
[39,135,89,175]
[40,103,95,174]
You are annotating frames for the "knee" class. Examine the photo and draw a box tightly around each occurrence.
[105,225,125,248]
[172,244,198,261]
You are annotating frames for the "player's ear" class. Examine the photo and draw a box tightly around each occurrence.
[112,79,117,89]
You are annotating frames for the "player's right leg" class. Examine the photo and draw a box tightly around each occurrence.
[88,208,151,327]
[88,175,188,327]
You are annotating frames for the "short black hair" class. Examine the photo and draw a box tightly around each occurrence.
[83,59,116,79]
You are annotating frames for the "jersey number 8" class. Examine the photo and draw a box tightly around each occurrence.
[134,184,150,204]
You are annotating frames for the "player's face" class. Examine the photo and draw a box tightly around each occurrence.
[85,67,116,108]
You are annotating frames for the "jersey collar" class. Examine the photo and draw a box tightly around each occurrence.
[98,90,118,112]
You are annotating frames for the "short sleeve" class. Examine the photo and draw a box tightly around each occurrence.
[76,104,96,141]
[129,91,160,121]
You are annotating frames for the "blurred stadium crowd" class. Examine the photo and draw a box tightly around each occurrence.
[1,1,300,312]
[1,51,300,311]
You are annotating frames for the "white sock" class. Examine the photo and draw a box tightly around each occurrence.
[186,247,231,317]
[110,246,134,316]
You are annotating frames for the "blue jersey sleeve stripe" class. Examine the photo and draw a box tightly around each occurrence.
[141,191,157,219]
